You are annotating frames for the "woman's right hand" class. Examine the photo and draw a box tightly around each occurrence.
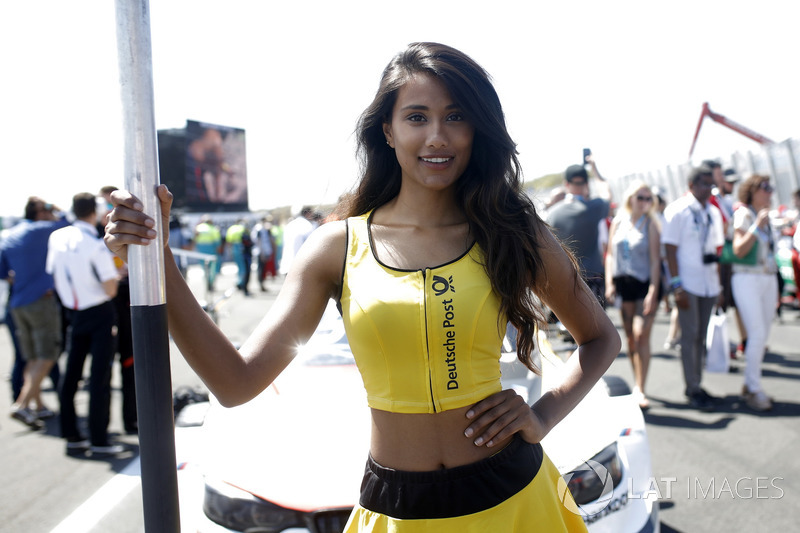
[674,288,689,310]
[755,208,770,229]
[104,184,173,264]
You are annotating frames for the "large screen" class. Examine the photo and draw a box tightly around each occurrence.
[158,120,249,212]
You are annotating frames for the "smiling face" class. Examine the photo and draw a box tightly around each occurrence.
[382,73,474,194]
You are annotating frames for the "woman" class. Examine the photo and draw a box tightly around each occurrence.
[105,43,619,531]
[604,181,661,409]
[731,174,777,412]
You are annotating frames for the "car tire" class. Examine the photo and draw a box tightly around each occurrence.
[602,375,632,397]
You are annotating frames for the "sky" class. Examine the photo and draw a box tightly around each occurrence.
[1,0,799,219]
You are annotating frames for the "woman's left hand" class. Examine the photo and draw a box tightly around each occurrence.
[643,289,658,316]
[104,185,172,264]
[464,389,545,447]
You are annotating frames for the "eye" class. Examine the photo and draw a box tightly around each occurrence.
[447,112,465,121]
[407,113,426,122]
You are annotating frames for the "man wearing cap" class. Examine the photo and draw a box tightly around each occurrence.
[546,156,611,306]
[716,168,740,219]
[706,162,747,355]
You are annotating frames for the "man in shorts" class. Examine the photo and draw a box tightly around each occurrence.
[0,197,69,428]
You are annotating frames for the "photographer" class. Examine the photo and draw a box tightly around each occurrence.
[662,165,725,411]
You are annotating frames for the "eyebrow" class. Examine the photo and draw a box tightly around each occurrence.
[399,103,460,112]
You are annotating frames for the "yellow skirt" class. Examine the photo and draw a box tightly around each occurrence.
[343,436,587,532]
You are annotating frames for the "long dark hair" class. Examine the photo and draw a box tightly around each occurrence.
[340,42,578,370]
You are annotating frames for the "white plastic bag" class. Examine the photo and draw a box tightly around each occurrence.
[705,308,730,373]
[0,279,8,324]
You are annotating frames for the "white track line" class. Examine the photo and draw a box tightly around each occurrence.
[50,458,142,533]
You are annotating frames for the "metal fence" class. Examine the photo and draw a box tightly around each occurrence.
[608,138,800,208]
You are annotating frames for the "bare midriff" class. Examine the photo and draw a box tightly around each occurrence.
[369,405,514,471]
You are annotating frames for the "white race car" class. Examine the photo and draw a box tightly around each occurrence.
[175,305,659,533]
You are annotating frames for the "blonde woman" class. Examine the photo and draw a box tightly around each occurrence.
[605,181,661,408]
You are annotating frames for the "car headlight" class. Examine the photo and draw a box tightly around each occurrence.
[203,480,304,532]
[563,443,623,505]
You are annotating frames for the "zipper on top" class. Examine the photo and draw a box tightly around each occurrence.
[421,268,437,413]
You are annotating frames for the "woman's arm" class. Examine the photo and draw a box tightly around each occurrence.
[644,218,661,316]
[104,185,345,406]
[733,208,767,258]
[465,227,620,447]
[529,229,621,435]
[604,218,618,302]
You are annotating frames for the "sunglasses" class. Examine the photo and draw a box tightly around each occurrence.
[758,183,774,192]
[635,195,653,202]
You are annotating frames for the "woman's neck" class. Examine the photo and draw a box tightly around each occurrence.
[378,188,465,228]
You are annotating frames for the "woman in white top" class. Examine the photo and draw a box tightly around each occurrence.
[731,174,778,412]
[605,180,661,408]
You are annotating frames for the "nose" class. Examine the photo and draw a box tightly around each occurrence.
[426,120,448,148]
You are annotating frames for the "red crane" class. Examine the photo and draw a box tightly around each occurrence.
[688,102,774,158]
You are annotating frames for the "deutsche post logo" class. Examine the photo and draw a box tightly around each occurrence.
[432,275,455,296]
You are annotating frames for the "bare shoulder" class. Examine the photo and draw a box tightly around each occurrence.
[305,219,347,256]
[287,220,348,297]
[648,215,661,237]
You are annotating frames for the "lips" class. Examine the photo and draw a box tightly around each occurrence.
[420,156,452,164]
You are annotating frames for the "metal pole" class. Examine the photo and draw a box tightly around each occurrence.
[114,1,180,531]
[783,139,800,194]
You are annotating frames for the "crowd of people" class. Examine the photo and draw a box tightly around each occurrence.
[1,190,133,454]
[167,206,324,295]
[544,156,800,414]
[5,163,795,462]
[2,41,800,531]
[0,187,329,455]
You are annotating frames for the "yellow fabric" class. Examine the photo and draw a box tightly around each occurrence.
[343,452,587,532]
[340,212,504,414]
[194,222,221,244]
[225,223,246,243]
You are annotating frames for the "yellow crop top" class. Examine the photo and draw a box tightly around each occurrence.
[339,212,505,414]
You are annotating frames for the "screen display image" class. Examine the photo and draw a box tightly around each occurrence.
[185,120,248,209]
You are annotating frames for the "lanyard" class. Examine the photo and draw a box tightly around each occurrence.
[689,206,712,254]
[748,207,775,253]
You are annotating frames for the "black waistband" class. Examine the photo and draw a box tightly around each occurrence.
[359,435,543,519]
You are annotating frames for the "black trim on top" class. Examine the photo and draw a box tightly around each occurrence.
[358,435,543,519]
[365,210,477,273]
[335,218,350,315]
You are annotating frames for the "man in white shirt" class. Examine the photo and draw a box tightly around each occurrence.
[663,166,725,411]
[47,193,122,455]
[278,207,316,276]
